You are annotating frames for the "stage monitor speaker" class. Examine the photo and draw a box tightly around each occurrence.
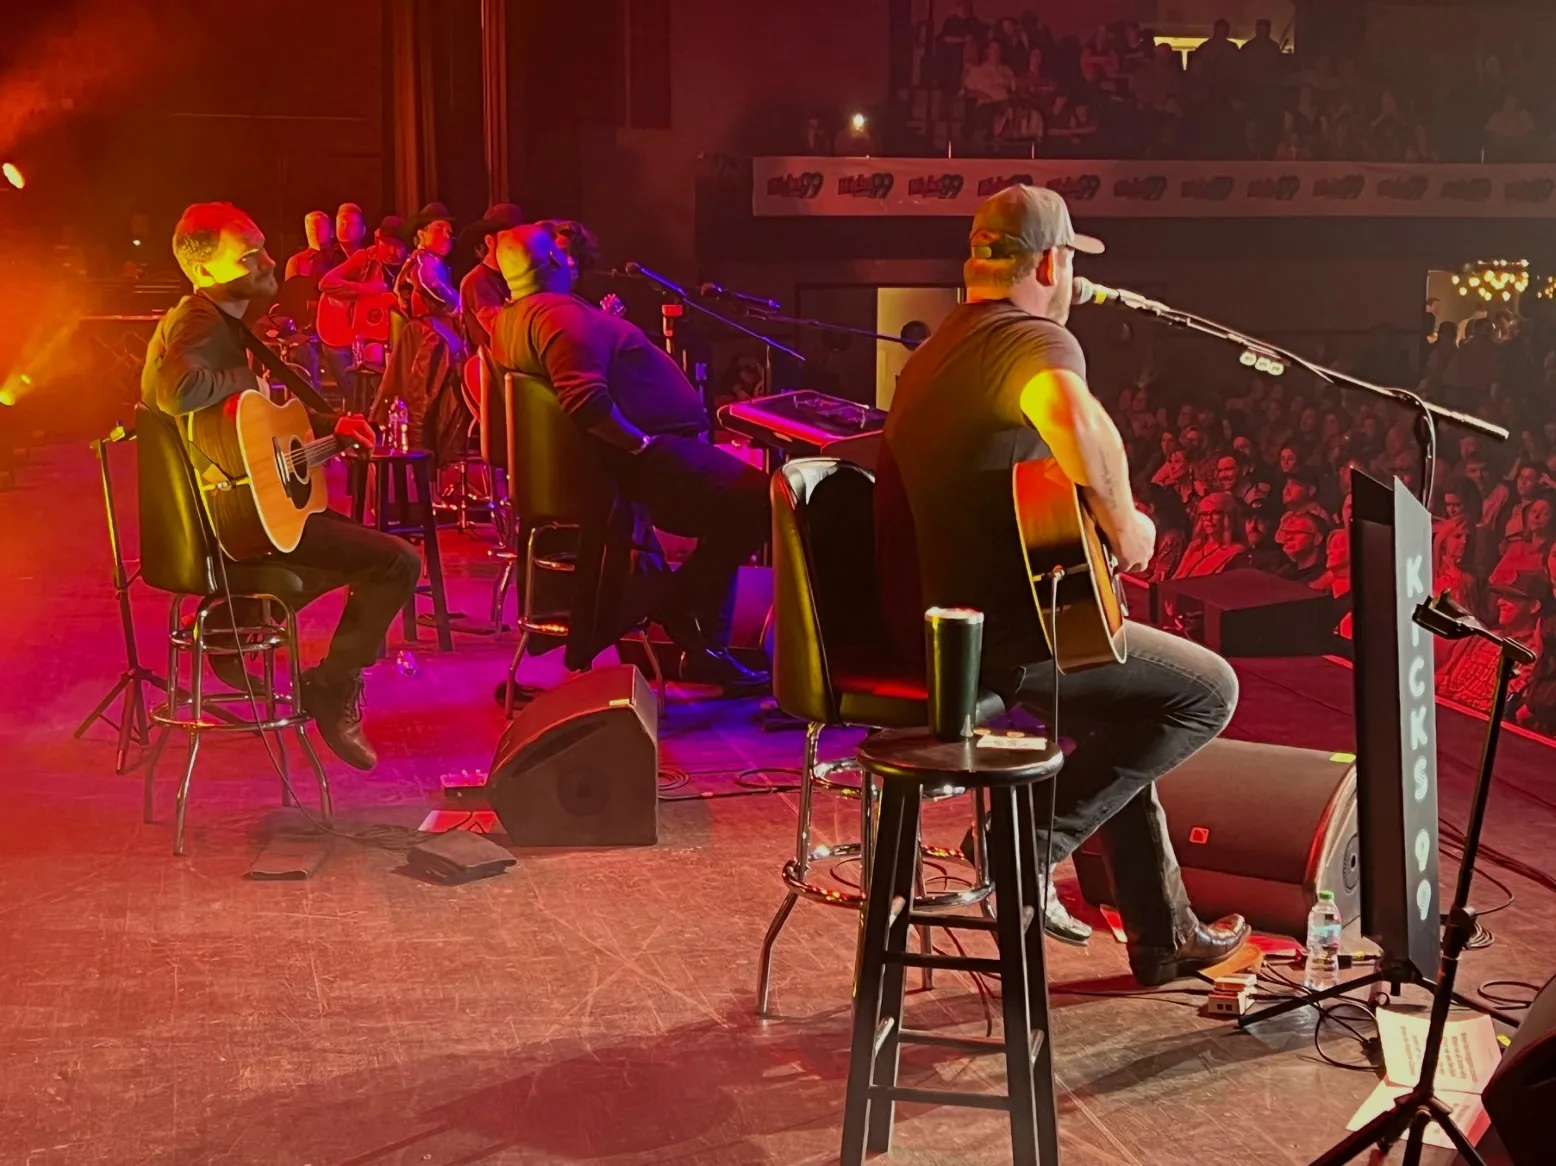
[1482,973,1556,1164]
[1073,738,1359,940]
[486,665,659,846]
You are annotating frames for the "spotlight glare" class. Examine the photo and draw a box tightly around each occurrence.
[1,162,22,190]
[850,112,867,131]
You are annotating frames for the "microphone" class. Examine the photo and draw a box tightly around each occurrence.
[621,262,693,300]
[698,282,781,314]
[1072,276,1123,306]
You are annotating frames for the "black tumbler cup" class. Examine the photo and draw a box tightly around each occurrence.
[924,606,984,741]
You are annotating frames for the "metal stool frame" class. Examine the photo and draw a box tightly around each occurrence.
[756,724,994,1016]
[145,593,332,856]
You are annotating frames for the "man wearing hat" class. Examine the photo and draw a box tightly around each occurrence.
[874,184,1250,985]
[488,225,770,690]
[459,202,525,351]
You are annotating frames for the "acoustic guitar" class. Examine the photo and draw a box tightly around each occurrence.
[1012,457,1128,673]
[187,389,350,560]
[316,289,395,348]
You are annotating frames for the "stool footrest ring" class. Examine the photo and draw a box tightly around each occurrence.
[780,846,992,912]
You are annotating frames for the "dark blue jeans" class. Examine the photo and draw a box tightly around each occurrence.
[988,623,1239,950]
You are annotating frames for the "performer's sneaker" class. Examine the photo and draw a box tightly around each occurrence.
[301,668,377,771]
[680,647,770,692]
[1128,914,1251,987]
[959,825,1092,946]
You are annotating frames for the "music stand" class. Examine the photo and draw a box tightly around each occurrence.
[73,425,165,774]
[1310,591,1532,1166]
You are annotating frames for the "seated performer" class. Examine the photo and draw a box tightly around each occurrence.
[283,210,343,280]
[142,201,421,771]
[459,203,526,353]
[488,225,770,689]
[875,185,1250,985]
[395,203,462,357]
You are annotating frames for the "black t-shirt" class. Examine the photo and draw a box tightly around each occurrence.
[489,291,708,436]
[875,300,1088,672]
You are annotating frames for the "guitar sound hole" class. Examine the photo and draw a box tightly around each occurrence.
[274,436,312,509]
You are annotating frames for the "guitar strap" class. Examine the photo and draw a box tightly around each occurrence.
[236,319,337,416]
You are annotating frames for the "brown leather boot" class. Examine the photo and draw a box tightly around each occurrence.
[301,668,377,771]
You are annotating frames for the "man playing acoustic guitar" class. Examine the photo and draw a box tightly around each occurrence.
[875,185,1250,985]
[141,202,420,772]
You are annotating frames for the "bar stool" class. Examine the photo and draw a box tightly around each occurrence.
[348,448,453,651]
[498,373,664,716]
[842,728,1065,1166]
[133,406,332,857]
[758,458,1004,1015]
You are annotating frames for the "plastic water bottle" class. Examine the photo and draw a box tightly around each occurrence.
[1303,890,1343,991]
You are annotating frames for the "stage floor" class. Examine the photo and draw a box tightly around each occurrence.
[3,444,1554,1166]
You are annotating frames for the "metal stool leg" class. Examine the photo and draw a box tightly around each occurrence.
[504,525,542,718]
[867,780,924,1154]
[490,557,515,630]
[173,606,209,858]
[988,785,1041,1166]
[756,892,798,1018]
[259,601,293,809]
[144,726,170,823]
[757,721,822,1016]
[287,608,332,821]
[145,599,183,823]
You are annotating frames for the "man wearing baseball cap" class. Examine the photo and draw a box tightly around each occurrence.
[875,184,1251,985]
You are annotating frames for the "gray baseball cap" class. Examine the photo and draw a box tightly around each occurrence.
[969,184,1105,260]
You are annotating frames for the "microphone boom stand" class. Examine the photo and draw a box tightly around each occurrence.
[621,264,806,426]
[1102,291,1509,506]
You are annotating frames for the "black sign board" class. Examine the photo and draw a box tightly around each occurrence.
[1351,473,1441,981]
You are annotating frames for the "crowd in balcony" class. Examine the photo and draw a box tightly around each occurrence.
[842,5,1556,161]
[1111,300,1556,734]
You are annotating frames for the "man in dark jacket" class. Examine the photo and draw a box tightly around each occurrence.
[141,202,420,770]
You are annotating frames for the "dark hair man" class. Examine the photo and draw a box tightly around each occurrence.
[488,225,770,689]
[459,202,526,352]
[873,185,1249,984]
[142,202,420,770]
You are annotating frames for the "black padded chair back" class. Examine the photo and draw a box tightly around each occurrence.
[772,458,893,725]
[503,372,610,525]
[135,404,220,597]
